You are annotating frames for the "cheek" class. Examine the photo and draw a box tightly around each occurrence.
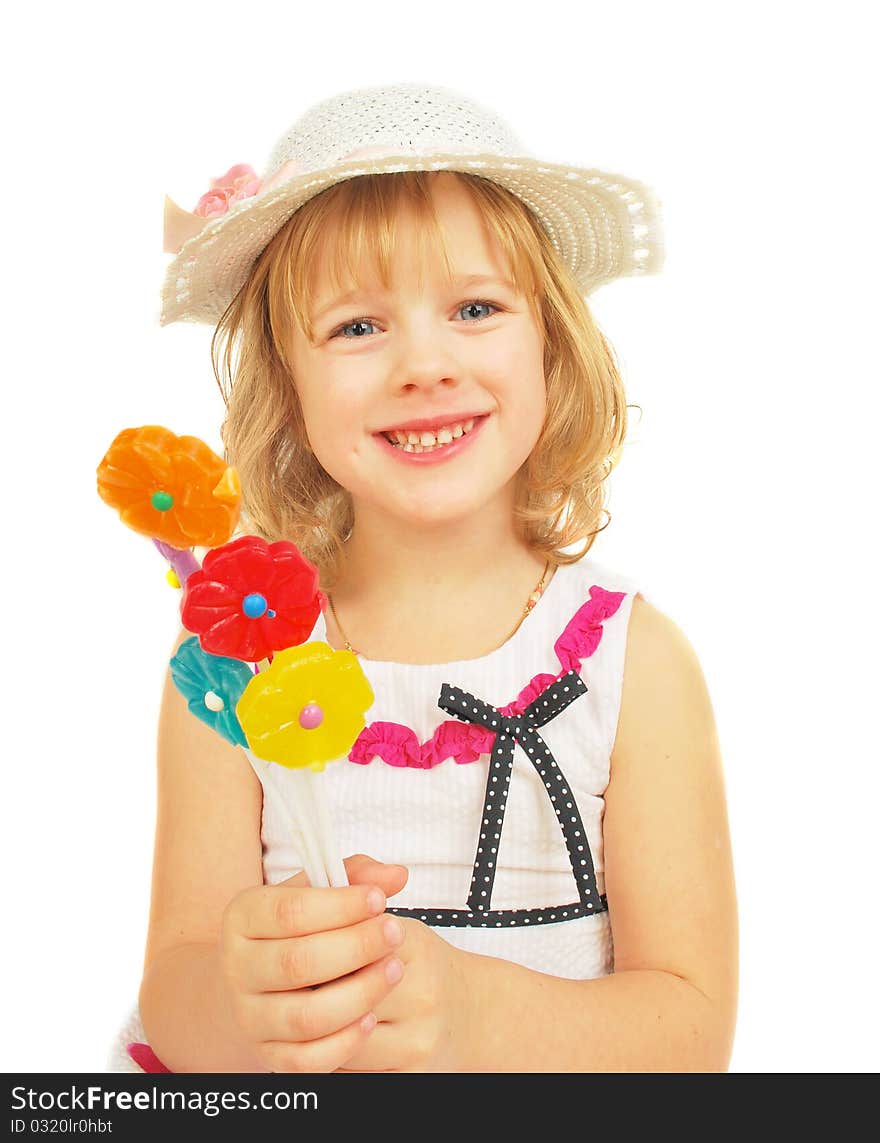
[517,400,546,462]
[498,329,547,427]
[496,320,545,382]
[516,342,548,458]
[297,381,372,484]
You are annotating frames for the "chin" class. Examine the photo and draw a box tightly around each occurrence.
[401,500,479,527]
[395,484,508,527]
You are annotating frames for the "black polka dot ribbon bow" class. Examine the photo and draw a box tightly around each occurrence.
[437,670,603,919]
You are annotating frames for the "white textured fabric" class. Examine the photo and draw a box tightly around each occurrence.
[111,554,648,1070]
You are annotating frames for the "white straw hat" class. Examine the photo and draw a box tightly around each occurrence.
[160,82,665,327]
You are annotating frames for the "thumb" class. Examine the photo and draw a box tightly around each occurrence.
[279,853,409,895]
[344,852,409,898]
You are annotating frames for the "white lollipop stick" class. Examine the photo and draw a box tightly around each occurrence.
[245,658,352,888]
[305,765,349,888]
[288,768,332,888]
[247,750,328,888]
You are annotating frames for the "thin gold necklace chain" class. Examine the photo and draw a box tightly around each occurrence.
[326,559,552,658]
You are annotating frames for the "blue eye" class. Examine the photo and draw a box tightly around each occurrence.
[457,301,497,321]
[330,299,499,339]
[336,319,377,338]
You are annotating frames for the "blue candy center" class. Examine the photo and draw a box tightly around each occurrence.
[242,592,268,618]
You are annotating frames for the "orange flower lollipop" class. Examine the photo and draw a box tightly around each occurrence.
[96,425,241,549]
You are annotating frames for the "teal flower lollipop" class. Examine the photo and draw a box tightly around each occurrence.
[169,637,253,747]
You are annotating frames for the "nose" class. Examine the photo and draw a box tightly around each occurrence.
[388,322,462,396]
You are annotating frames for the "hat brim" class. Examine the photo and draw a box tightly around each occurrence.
[160,151,664,326]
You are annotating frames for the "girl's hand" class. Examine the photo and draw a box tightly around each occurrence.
[219,854,409,1073]
[338,917,473,1073]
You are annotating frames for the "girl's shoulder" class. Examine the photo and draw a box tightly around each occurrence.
[550,556,684,679]
[513,553,648,687]
[552,553,644,600]
[542,553,647,638]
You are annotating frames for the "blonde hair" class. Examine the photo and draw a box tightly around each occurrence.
[211,170,632,587]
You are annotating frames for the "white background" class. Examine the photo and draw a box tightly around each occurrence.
[3,1,877,1073]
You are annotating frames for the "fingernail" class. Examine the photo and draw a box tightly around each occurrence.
[383,918,403,946]
[366,888,385,915]
[385,957,404,985]
[360,1012,377,1034]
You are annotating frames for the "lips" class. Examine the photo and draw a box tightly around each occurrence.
[375,411,490,435]
[373,412,490,464]
[382,417,478,451]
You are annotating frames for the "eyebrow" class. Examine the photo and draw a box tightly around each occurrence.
[312,274,517,324]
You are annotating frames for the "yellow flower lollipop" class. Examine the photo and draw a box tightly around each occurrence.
[237,642,374,886]
[237,643,373,770]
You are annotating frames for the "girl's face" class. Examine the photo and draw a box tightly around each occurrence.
[288,173,546,530]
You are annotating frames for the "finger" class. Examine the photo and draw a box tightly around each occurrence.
[343,855,409,897]
[368,976,409,1023]
[272,854,407,899]
[228,881,388,941]
[259,1012,380,1074]
[245,953,405,1043]
[281,853,403,886]
[250,913,406,992]
[273,854,405,890]
[337,1020,420,1072]
[275,854,408,910]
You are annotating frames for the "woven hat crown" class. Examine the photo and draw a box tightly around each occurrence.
[263,83,528,175]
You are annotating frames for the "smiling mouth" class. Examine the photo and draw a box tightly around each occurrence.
[380,417,482,453]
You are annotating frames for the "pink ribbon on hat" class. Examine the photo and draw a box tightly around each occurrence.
[163,159,307,254]
[162,142,480,255]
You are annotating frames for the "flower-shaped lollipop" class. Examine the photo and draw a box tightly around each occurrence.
[237,642,374,888]
[181,535,324,663]
[236,642,375,772]
[97,425,241,550]
[169,637,253,747]
[98,424,355,888]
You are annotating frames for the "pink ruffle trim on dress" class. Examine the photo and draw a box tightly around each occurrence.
[348,585,627,770]
[349,719,494,769]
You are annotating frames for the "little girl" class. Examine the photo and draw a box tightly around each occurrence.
[123,82,738,1073]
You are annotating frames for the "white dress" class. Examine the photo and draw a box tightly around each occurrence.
[109,555,648,1071]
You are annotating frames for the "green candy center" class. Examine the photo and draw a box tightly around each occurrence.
[151,490,174,512]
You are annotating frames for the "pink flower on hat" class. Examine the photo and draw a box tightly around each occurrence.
[194,164,262,218]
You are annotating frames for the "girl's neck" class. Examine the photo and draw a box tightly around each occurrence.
[324,498,552,664]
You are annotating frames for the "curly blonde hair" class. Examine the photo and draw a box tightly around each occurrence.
[211,170,632,588]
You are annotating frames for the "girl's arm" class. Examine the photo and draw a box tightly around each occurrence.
[458,593,739,1071]
[137,629,269,1071]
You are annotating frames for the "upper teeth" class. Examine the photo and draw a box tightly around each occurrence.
[385,418,476,448]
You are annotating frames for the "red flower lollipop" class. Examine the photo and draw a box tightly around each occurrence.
[181,535,323,662]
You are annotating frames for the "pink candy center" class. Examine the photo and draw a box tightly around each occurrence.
[298,703,324,730]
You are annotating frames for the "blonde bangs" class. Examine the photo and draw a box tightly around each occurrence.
[263,171,544,351]
[212,170,630,584]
